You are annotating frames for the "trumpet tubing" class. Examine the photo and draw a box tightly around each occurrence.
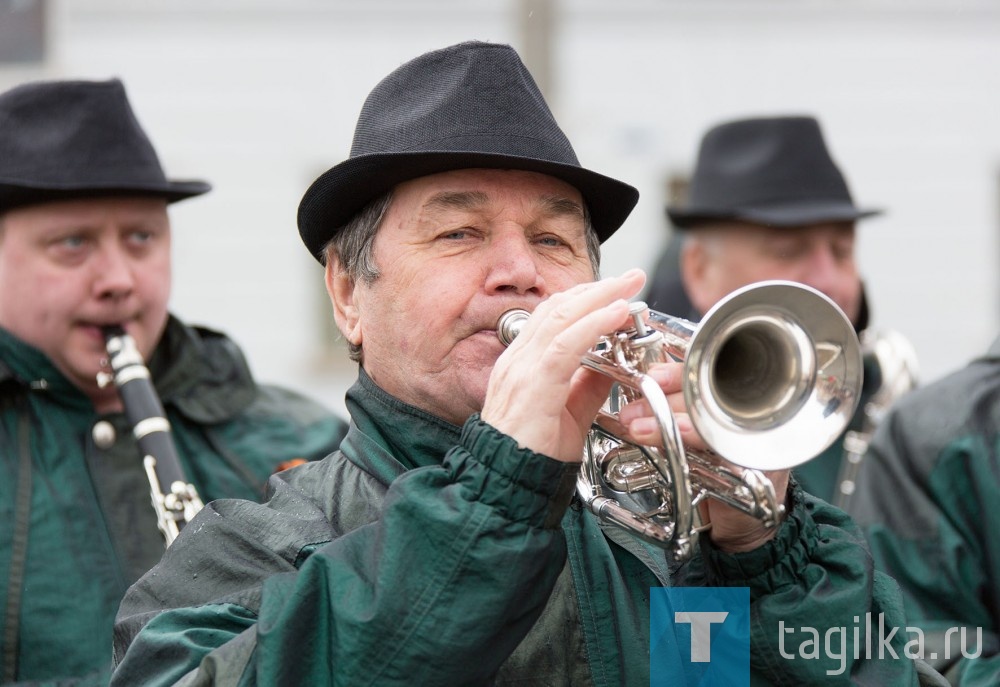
[497,279,862,560]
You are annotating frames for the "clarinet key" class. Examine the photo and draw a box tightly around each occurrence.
[92,420,116,449]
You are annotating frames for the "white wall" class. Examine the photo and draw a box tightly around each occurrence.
[2,0,997,419]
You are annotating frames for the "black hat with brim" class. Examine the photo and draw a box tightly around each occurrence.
[669,198,881,229]
[667,116,881,229]
[298,41,638,261]
[0,78,210,214]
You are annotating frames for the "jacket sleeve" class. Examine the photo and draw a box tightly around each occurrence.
[849,395,1000,685]
[676,483,944,685]
[111,417,579,687]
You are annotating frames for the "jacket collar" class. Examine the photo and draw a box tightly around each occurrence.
[149,317,257,423]
[0,316,257,422]
[0,326,92,408]
[342,368,463,473]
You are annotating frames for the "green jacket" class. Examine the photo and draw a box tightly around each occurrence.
[849,337,1000,685]
[110,369,936,686]
[0,317,348,686]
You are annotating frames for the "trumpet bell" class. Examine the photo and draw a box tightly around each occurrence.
[679,280,862,471]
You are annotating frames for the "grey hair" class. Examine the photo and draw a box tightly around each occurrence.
[322,189,602,362]
[321,191,392,280]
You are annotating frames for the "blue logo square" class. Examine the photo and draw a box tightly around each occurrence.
[650,587,750,686]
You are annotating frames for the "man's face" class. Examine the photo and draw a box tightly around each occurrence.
[682,221,862,326]
[333,168,595,426]
[0,197,172,406]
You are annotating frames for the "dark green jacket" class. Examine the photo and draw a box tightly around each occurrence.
[0,317,348,686]
[849,337,1000,684]
[111,370,933,686]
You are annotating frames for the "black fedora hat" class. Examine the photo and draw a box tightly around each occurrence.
[0,78,210,213]
[667,116,881,229]
[297,41,639,261]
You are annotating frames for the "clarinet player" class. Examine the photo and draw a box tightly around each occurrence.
[0,79,348,686]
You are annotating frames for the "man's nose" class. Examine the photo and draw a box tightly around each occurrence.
[92,243,136,300]
[798,246,857,313]
[801,245,843,290]
[485,233,544,295]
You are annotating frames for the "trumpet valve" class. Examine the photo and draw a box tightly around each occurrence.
[600,446,662,493]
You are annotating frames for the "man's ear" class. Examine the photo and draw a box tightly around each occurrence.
[325,255,363,348]
[679,235,712,316]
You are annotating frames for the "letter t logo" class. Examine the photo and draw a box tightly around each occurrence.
[675,611,729,662]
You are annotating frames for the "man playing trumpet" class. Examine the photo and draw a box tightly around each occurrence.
[112,42,940,685]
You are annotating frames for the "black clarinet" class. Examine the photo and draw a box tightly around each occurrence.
[99,326,204,547]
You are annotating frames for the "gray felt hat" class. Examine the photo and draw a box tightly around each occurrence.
[297,41,639,261]
[0,78,210,213]
[668,116,880,229]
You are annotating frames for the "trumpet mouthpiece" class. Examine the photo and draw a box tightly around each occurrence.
[497,309,530,347]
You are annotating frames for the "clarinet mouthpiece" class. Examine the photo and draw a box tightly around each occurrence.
[101,324,126,342]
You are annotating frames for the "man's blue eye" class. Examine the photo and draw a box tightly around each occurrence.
[59,236,86,248]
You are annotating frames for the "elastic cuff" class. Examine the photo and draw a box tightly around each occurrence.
[450,415,580,529]
[700,481,818,594]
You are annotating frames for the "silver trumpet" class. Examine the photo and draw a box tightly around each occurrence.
[497,280,863,560]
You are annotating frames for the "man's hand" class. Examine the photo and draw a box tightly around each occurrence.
[481,269,646,463]
[619,362,791,554]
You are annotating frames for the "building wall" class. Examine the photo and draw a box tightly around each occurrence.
[2,0,997,418]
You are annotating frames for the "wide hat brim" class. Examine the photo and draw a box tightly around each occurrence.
[666,116,884,230]
[667,198,882,229]
[297,42,639,262]
[0,78,211,214]
[298,150,639,260]
[0,179,211,212]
